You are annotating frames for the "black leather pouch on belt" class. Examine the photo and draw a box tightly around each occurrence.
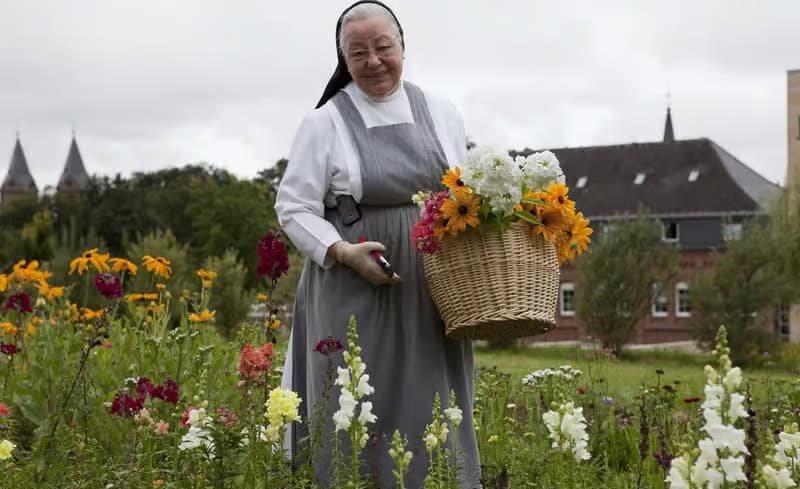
[335,194,361,226]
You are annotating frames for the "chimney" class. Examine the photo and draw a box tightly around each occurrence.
[788,70,800,191]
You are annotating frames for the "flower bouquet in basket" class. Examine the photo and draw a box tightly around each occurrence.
[411,145,592,340]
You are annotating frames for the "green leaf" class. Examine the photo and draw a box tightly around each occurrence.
[514,210,541,225]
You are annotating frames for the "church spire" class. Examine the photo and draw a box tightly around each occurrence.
[663,106,675,143]
[1,135,38,201]
[57,133,90,193]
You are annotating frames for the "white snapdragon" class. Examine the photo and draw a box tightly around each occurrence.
[542,401,591,462]
[667,326,750,488]
[179,408,215,457]
[332,317,377,439]
[760,424,800,489]
[443,406,463,428]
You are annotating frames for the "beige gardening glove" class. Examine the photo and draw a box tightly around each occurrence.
[329,240,402,286]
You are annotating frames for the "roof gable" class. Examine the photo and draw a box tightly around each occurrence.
[2,138,37,193]
[57,137,90,191]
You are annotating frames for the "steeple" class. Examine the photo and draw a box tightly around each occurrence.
[57,134,90,193]
[1,135,38,202]
[663,107,675,143]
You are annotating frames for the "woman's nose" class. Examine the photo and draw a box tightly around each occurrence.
[366,51,381,67]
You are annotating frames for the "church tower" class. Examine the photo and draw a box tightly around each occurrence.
[1,135,38,204]
[57,133,90,194]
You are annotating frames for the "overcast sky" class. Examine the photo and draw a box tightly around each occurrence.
[1,0,798,190]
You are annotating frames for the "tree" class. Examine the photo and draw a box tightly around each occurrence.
[204,250,252,339]
[691,221,789,365]
[575,213,678,355]
[256,158,288,202]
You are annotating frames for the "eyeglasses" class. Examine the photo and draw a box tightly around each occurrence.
[344,40,400,63]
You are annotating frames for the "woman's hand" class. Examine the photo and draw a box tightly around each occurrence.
[329,240,402,286]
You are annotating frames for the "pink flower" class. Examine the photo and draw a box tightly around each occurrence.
[314,336,343,356]
[0,343,19,356]
[102,341,113,348]
[94,273,123,299]
[0,402,10,417]
[154,420,169,435]
[215,407,239,428]
[110,392,144,417]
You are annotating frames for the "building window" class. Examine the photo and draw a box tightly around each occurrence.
[775,304,790,340]
[675,282,691,318]
[560,283,576,317]
[662,221,679,242]
[688,169,699,182]
[652,283,668,317]
[576,176,587,189]
[723,222,743,242]
[634,172,646,185]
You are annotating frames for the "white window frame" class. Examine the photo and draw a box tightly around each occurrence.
[651,283,669,318]
[560,282,576,317]
[576,176,587,189]
[675,282,691,318]
[723,222,743,242]
[661,221,679,243]
[634,172,646,185]
[688,169,700,182]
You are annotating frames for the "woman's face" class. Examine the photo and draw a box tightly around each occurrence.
[341,15,403,99]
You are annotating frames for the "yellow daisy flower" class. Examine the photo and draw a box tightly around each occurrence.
[0,274,8,292]
[201,280,213,289]
[36,282,65,303]
[10,260,52,284]
[256,293,269,303]
[441,167,470,195]
[81,308,105,321]
[440,192,481,236]
[532,206,571,243]
[188,309,215,323]
[69,249,111,275]
[109,258,138,276]
[155,283,166,290]
[0,322,17,336]
[142,256,172,280]
[545,182,576,215]
[196,269,218,281]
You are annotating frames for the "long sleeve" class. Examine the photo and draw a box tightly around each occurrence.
[275,109,344,268]
[425,92,468,167]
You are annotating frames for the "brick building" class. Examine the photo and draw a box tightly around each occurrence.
[512,88,794,344]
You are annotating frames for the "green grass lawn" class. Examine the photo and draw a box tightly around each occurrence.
[474,345,798,401]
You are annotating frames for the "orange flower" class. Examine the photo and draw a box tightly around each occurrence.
[81,308,105,321]
[109,258,138,276]
[10,260,52,284]
[0,322,17,336]
[196,269,218,281]
[36,282,65,303]
[188,309,215,323]
[155,283,166,290]
[69,249,110,275]
[440,192,481,236]
[142,256,172,280]
[0,274,8,292]
[441,167,470,195]
[545,182,575,215]
[532,206,571,242]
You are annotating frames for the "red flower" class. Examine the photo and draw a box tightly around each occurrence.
[4,291,32,313]
[0,343,18,356]
[180,406,195,426]
[110,392,144,417]
[94,273,123,299]
[256,232,289,283]
[683,397,701,404]
[0,402,10,417]
[152,379,179,405]
[238,343,274,379]
[314,336,343,356]
[136,377,155,398]
[576,388,586,395]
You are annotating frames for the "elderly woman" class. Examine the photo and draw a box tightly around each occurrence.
[276,1,480,487]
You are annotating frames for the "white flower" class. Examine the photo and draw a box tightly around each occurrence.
[542,402,591,462]
[179,425,215,457]
[355,373,374,397]
[727,393,748,422]
[720,456,747,483]
[762,464,797,489]
[358,401,377,425]
[666,455,691,489]
[706,424,748,455]
[444,407,463,428]
[438,422,449,444]
[723,367,742,391]
[424,432,439,452]
[335,367,350,388]
[697,438,719,464]
[333,390,357,432]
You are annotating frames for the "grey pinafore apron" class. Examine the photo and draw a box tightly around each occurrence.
[287,82,480,488]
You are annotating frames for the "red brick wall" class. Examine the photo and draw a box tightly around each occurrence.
[527,249,718,345]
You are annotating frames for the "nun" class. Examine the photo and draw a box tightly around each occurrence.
[276,2,480,487]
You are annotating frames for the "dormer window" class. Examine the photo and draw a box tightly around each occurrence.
[576,176,587,188]
[634,172,646,185]
[688,170,699,182]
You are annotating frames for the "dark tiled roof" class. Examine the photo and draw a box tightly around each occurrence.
[2,138,37,193]
[57,136,90,191]
[511,138,780,219]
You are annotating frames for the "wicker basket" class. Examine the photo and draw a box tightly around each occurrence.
[423,221,560,341]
